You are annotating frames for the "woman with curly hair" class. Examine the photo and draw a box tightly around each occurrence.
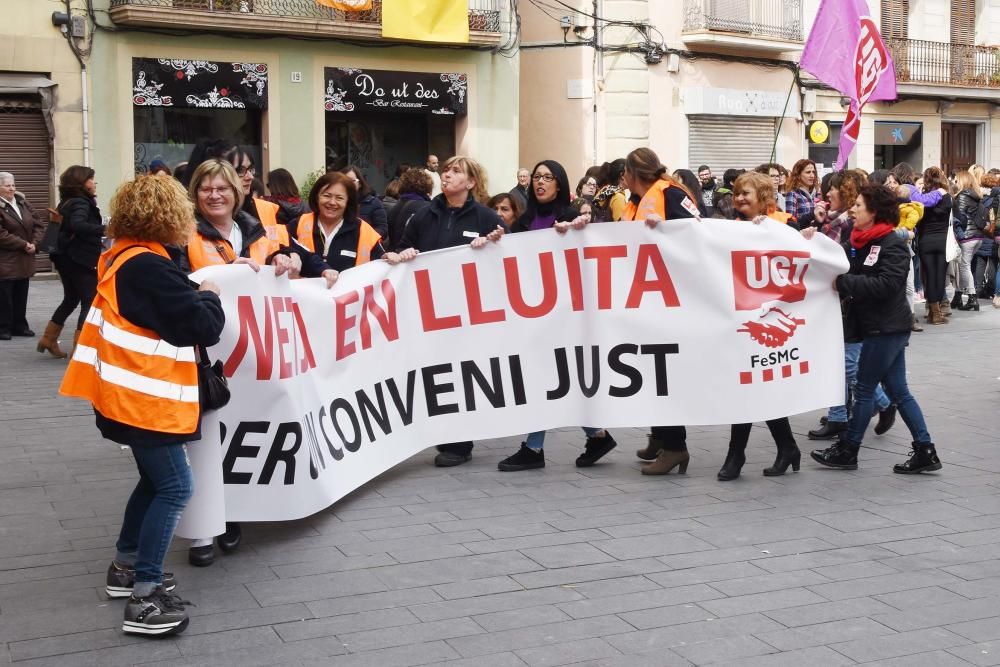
[60,175,226,636]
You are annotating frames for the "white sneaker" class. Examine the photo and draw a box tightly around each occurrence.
[992,295,1000,309]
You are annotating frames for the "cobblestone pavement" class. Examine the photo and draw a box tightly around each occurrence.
[3,279,1000,666]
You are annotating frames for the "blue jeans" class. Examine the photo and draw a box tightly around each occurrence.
[526,428,603,451]
[828,342,890,423]
[115,442,193,586]
[845,333,932,447]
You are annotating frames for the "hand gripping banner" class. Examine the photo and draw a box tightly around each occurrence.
[177,221,848,535]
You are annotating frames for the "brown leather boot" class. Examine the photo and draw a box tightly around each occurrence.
[928,302,946,325]
[939,299,953,317]
[641,449,690,475]
[636,435,664,461]
[36,321,68,358]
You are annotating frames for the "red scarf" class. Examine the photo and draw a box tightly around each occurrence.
[849,222,894,249]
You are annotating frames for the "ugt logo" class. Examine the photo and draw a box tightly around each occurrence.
[738,307,806,349]
[731,250,810,311]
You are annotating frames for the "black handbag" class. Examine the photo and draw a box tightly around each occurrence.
[197,346,231,412]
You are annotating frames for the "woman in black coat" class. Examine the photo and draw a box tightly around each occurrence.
[809,185,941,475]
[385,156,503,468]
[41,166,104,357]
[341,165,388,239]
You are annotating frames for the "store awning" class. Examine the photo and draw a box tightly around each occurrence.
[0,74,56,95]
[874,122,922,146]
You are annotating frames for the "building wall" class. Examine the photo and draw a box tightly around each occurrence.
[0,0,88,181]
[88,33,519,208]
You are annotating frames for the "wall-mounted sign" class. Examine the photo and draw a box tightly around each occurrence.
[874,121,921,146]
[131,58,268,109]
[323,67,468,116]
[809,120,830,144]
[683,86,800,118]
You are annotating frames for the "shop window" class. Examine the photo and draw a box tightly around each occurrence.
[133,106,262,175]
[874,121,922,171]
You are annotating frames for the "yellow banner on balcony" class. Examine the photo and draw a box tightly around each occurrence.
[316,0,373,10]
[382,0,469,43]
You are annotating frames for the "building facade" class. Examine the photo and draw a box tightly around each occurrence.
[0,1,517,213]
[520,0,1000,180]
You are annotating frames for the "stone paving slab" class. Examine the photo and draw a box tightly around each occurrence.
[2,281,1000,665]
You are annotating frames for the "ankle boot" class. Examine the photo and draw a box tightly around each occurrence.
[893,443,942,474]
[716,446,745,481]
[928,302,946,325]
[641,449,690,475]
[763,442,801,476]
[911,314,923,332]
[636,435,664,461]
[36,321,67,359]
[959,294,979,311]
[949,292,963,311]
[940,299,954,317]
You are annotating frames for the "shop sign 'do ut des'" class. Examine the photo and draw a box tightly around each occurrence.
[324,67,468,115]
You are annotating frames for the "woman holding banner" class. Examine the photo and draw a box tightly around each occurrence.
[384,156,504,468]
[808,185,941,474]
[716,171,801,480]
[181,159,334,567]
[496,159,618,472]
[618,148,700,475]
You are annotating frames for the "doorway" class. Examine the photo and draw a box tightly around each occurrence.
[942,123,978,176]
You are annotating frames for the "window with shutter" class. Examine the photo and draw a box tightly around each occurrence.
[951,0,975,46]
[881,0,908,40]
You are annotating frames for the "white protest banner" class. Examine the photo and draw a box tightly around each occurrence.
[176,220,848,534]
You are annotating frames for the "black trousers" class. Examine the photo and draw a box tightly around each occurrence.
[650,425,687,452]
[918,237,947,304]
[0,278,30,334]
[51,255,98,330]
[729,418,795,452]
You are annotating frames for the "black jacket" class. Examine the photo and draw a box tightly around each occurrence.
[836,229,912,342]
[180,211,328,278]
[56,196,104,269]
[359,194,388,239]
[95,246,225,446]
[917,193,953,240]
[287,213,385,272]
[270,197,309,226]
[386,193,431,251]
[953,188,982,239]
[399,193,503,252]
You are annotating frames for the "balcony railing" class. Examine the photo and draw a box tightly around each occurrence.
[109,0,503,38]
[683,0,802,42]
[886,38,1000,88]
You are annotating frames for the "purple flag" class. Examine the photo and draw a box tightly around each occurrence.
[800,0,897,169]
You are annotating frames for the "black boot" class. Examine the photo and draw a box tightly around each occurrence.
[716,446,746,481]
[959,294,980,311]
[893,443,942,474]
[810,440,859,470]
[950,292,964,310]
[764,442,801,476]
[217,522,242,553]
[808,421,846,440]
[874,405,897,435]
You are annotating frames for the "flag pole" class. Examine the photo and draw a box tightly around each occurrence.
[770,67,799,164]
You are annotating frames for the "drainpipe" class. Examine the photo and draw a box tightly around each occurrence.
[81,66,90,167]
[592,0,602,165]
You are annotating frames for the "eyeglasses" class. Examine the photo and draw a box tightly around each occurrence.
[198,186,233,196]
[532,174,555,183]
[235,165,255,177]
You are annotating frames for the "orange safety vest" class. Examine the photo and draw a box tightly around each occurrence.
[295,212,382,266]
[768,210,794,225]
[185,217,290,272]
[59,240,200,435]
[622,179,700,222]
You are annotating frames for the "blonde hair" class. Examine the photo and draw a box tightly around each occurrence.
[970,164,985,187]
[109,174,196,246]
[187,158,244,217]
[442,156,490,204]
[955,169,979,193]
[733,171,776,214]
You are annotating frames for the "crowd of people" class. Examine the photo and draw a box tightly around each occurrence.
[1,141,981,637]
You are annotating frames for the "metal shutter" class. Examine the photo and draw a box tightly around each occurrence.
[687,115,776,175]
[0,103,53,271]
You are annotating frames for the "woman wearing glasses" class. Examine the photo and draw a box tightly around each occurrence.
[180,159,333,567]
[498,160,618,471]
